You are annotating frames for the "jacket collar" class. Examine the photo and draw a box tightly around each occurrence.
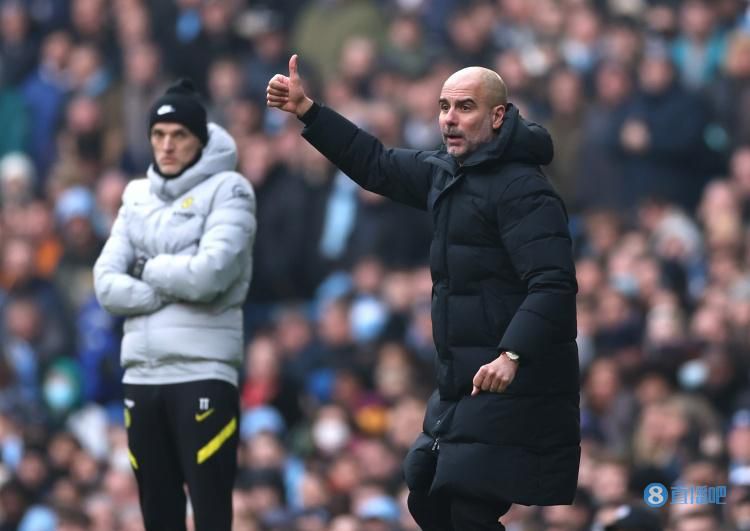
[460,103,521,168]
[425,103,553,174]
[147,123,238,200]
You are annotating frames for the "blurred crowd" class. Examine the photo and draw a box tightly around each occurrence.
[2,0,750,529]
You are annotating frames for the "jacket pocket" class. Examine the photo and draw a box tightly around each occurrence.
[121,315,149,367]
[403,432,438,492]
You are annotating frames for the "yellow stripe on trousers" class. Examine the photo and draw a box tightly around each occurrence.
[128,449,138,470]
[197,417,237,464]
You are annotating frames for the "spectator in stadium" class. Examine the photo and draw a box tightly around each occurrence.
[620,47,711,210]
[267,55,579,530]
[119,42,169,173]
[670,509,722,531]
[93,78,256,531]
[671,0,728,91]
[0,2,37,87]
[20,30,72,183]
[577,61,633,213]
[542,67,586,210]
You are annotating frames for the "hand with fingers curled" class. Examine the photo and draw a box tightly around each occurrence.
[471,352,519,396]
[266,54,314,118]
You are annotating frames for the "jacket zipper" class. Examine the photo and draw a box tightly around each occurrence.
[432,438,440,452]
[441,174,456,357]
[145,312,151,367]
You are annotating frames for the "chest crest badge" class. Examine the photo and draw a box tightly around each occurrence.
[181,197,194,209]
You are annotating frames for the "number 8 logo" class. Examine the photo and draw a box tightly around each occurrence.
[644,482,668,507]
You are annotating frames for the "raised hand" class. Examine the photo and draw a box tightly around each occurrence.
[266,54,313,118]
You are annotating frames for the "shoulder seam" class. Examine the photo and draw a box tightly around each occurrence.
[497,171,546,203]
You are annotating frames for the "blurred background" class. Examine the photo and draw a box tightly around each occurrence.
[1,0,750,529]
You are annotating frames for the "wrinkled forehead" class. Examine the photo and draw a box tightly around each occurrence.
[439,73,485,101]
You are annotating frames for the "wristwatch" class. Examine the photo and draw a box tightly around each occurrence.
[129,256,148,280]
[502,350,520,362]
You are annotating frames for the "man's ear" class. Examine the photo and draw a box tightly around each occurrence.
[492,105,506,130]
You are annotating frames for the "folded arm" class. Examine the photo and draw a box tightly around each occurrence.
[94,202,164,316]
[142,175,256,303]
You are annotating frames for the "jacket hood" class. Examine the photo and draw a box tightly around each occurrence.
[148,123,238,200]
[460,103,554,168]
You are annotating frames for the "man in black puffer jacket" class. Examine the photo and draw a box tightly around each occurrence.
[268,56,580,531]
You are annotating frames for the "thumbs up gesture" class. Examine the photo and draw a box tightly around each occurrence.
[266,54,313,118]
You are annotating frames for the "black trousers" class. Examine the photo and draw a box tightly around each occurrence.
[408,490,512,531]
[124,380,239,531]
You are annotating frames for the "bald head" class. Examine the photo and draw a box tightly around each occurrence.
[443,67,508,107]
[438,66,508,161]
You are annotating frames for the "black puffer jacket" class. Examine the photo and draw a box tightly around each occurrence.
[302,103,580,506]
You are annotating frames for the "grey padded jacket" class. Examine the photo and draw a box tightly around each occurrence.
[93,123,256,386]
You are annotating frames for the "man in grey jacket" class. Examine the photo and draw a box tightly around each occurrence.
[94,79,256,531]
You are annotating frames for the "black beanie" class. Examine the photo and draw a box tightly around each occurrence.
[148,79,208,145]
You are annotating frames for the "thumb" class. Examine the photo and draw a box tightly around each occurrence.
[472,385,480,396]
[289,54,299,81]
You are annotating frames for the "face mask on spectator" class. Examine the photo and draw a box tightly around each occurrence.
[610,273,639,297]
[109,448,132,473]
[350,297,387,342]
[2,435,23,470]
[44,376,76,412]
[312,418,350,454]
[678,359,708,390]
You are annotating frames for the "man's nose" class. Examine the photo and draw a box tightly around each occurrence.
[444,108,458,126]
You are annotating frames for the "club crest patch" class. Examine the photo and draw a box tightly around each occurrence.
[232,185,250,200]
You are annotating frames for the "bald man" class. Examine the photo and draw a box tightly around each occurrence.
[268,57,580,530]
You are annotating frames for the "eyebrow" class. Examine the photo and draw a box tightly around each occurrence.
[439,98,477,106]
[151,126,188,135]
